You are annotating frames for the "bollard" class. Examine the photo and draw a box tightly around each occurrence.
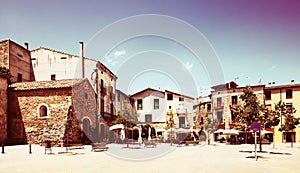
[29,144,32,154]
[1,144,4,154]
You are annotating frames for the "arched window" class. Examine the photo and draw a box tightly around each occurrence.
[39,105,48,117]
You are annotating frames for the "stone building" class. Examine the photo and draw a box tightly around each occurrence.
[0,76,8,143]
[194,95,212,129]
[265,81,300,143]
[211,81,265,130]
[0,40,35,83]
[8,78,97,146]
[115,89,137,123]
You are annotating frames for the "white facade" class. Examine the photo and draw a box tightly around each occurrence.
[130,88,195,129]
[165,90,195,129]
[31,46,98,91]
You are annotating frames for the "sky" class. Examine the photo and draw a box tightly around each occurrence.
[1,0,300,97]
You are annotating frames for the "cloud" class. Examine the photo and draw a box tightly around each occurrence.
[104,50,126,66]
[182,62,193,72]
[114,50,126,57]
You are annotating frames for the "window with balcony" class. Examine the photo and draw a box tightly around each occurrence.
[154,99,159,110]
[137,99,143,110]
[265,90,271,100]
[286,89,293,99]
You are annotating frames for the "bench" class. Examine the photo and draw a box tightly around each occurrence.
[144,141,157,148]
[178,140,197,147]
[66,143,84,150]
[91,143,109,152]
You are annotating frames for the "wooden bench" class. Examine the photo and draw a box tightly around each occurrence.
[144,141,157,148]
[66,143,84,150]
[178,140,197,147]
[91,143,109,152]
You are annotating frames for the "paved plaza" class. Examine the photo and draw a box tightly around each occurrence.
[0,142,300,173]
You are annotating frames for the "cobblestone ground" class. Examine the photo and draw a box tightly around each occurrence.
[0,143,300,173]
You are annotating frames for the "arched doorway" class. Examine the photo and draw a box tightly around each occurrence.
[82,118,91,144]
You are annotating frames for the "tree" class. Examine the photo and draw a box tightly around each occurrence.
[231,86,262,144]
[0,67,12,83]
[204,115,219,145]
[260,106,280,148]
[277,101,299,147]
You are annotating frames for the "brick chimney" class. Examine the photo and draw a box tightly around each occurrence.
[79,42,84,78]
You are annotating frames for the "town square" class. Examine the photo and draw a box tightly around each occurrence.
[1,0,300,172]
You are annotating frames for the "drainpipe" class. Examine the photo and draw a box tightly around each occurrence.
[79,42,84,78]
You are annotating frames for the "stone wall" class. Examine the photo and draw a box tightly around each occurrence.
[8,88,72,146]
[0,77,7,143]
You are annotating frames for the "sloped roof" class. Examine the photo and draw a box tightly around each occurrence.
[164,90,194,100]
[265,83,300,90]
[130,88,165,98]
[9,79,85,91]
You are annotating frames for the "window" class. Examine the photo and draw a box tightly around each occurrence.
[51,74,56,80]
[179,117,185,128]
[167,94,173,100]
[110,103,114,115]
[286,89,293,99]
[39,105,48,118]
[179,97,184,101]
[17,73,22,82]
[207,104,211,112]
[217,97,222,108]
[217,111,223,123]
[154,99,159,109]
[145,114,152,123]
[137,99,143,110]
[231,96,238,105]
[265,90,271,100]
[85,93,88,99]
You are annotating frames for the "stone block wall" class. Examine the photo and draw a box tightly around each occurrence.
[9,88,73,146]
[0,77,7,143]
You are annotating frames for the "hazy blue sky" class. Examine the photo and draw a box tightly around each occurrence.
[1,0,300,97]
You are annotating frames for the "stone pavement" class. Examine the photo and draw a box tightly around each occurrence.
[0,142,300,173]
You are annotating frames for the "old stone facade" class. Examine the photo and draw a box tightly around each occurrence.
[0,76,8,143]
[211,81,265,130]
[8,78,96,146]
[115,89,137,123]
[0,40,35,83]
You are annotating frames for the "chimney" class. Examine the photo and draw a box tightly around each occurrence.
[24,42,29,50]
[79,42,84,78]
[291,80,295,85]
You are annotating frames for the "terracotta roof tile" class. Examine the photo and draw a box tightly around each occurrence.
[9,79,85,90]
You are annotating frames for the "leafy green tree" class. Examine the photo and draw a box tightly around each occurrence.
[277,101,299,147]
[260,106,280,148]
[231,86,262,144]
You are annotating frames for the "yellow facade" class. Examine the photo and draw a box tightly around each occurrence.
[265,83,300,143]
